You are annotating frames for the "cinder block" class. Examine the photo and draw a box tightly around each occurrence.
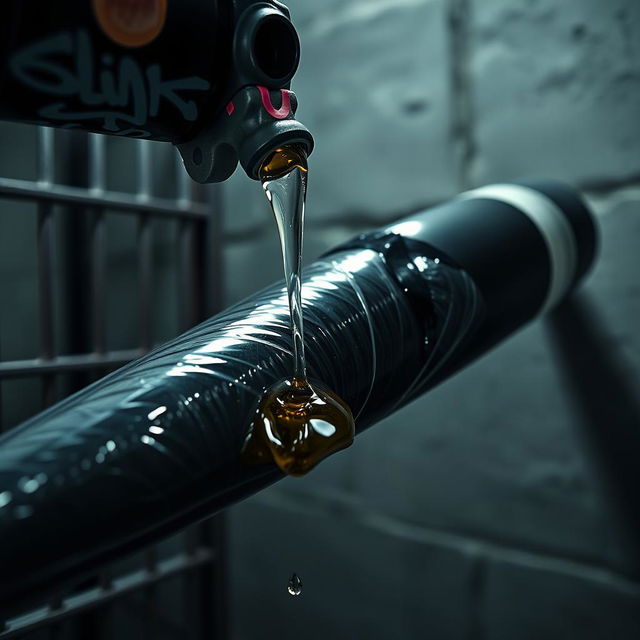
[484,559,640,640]
[228,496,474,640]
[343,199,640,574]
[352,322,610,562]
[470,0,640,186]
[295,0,458,222]
[225,0,458,235]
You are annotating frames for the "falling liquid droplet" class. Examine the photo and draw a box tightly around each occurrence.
[287,572,302,597]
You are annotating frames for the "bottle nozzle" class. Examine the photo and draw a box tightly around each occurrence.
[259,144,308,182]
[177,85,313,183]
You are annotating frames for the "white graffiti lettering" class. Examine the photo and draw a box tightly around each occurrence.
[9,30,211,136]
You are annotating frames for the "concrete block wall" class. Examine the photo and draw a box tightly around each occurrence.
[225,0,640,638]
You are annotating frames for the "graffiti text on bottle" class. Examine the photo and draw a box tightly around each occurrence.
[10,30,210,137]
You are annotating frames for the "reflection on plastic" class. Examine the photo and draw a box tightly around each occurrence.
[0,243,482,607]
[251,145,355,476]
[242,378,354,476]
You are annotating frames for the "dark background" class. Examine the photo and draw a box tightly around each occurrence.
[0,0,639,638]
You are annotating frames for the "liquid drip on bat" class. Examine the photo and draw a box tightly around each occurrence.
[241,146,355,477]
[242,377,353,477]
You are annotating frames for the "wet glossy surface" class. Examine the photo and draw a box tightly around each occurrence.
[260,146,308,380]
[247,146,355,476]
[242,377,354,476]
[0,246,426,609]
[0,205,483,607]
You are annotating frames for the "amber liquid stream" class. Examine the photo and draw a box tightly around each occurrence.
[241,146,355,477]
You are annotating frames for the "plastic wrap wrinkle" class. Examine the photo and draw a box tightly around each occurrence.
[330,257,378,420]
[392,254,483,409]
[0,243,485,607]
[0,248,429,602]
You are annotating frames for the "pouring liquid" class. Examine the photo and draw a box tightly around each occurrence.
[241,146,355,477]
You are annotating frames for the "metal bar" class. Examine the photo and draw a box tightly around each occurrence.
[0,339,3,433]
[37,128,56,408]
[86,135,112,640]
[175,151,196,332]
[203,184,225,318]
[143,548,158,640]
[90,212,106,356]
[88,135,106,194]
[0,350,143,378]
[0,550,215,639]
[60,131,93,396]
[36,208,55,361]
[89,136,107,358]
[37,127,55,185]
[177,219,197,333]
[1,140,226,638]
[46,595,63,640]
[137,140,152,199]
[138,217,153,351]
[0,178,209,219]
[99,570,113,593]
[211,516,228,640]
[137,142,153,352]
[191,177,228,639]
[193,518,226,640]
[96,569,114,640]
[183,571,199,640]
[182,527,200,640]
[37,208,56,407]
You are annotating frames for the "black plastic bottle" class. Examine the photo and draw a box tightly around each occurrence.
[0,0,313,181]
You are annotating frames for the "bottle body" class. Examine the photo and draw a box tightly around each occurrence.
[0,0,313,182]
[0,0,232,142]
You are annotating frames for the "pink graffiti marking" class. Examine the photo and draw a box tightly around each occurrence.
[256,86,292,120]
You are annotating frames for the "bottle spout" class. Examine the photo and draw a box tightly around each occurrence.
[178,85,313,183]
[177,2,313,183]
[239,87,314,179]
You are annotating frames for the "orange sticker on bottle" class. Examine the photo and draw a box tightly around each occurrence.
[93,0,167,48]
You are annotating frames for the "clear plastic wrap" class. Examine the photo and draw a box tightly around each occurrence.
[0,239,482,607]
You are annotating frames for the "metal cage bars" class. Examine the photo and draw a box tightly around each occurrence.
[0,129,215,386]
[0,127,227,639]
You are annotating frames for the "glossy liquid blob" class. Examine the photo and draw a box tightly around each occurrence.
[241,146,355,477]
[287,573,303,597]
[242,378,354,476]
